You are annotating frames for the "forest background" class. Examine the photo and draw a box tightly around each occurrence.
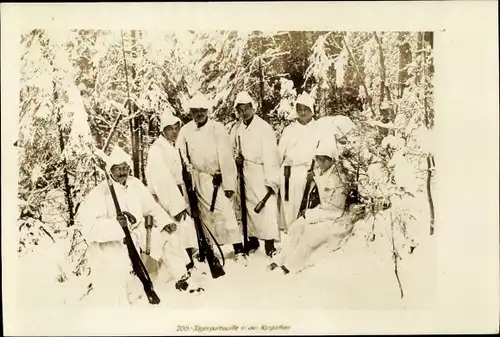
[17,29,435,305]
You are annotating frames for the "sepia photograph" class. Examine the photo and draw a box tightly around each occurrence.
[2,2,498,336]
[15,27,437,308]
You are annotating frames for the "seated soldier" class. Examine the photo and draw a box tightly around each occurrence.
[268,137,365,275]
[77,147,202,306]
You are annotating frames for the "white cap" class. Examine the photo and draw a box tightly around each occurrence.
[160,113,181,129]
[295,91,315,112]
[234,91,256,109]
[315,136,339,160]
[381,135,405,150]
[106,146,132,170]
[320,115,356,137]
[186,93,212,110]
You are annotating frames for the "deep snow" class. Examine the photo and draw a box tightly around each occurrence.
[15,208,435,312]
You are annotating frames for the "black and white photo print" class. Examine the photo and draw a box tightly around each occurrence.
[2,2,498,336]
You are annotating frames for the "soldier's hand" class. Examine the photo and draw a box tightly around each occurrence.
[163,223,177,234]
[212,172,222,186]
[192,249,200,260]
[174,210,188,222]
[117,213,128,228]
[265,186,275,195]
[224,190,234,199]
[235,155,244,167]
[306,170,315,181]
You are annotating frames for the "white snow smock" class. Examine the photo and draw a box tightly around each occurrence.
[146,136,198,249]
[278,119,320,231]
[231,115,280,241]
[176,119,241,245]
[275,163,353,274]
[77,176,189,306]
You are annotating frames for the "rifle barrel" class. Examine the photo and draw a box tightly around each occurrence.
[237,136,248,249]
[180,145,225,278]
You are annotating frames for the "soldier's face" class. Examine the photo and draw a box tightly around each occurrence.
[236,103,254,122]
[335,134,349,155]
[163,122,180,143]
[296,104,313,123]
[110,162,130,185]
[315,155,334,173]
[190,108,209,125]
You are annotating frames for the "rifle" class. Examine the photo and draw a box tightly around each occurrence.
[236,136,249,251]
[144,214,153,255]
[297,141,320,219]
[254,188,274,214]
[210,171,222,212]
[179,145,225,279]
[104,172,160,304]
[283,165,291,201]
[94,112,160,304]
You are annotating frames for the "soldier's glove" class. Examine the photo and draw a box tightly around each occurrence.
[306,170,315,181]
[162,223,177,234]
[235,155,245,168]
[174,210,188,222]
[192,249,201,260]
[117,213,128,228]
[265,186,275,195]
[224,190,235,199]
[212,172,223,186]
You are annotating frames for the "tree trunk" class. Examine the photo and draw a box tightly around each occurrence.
[373,32,387,104]
[139,115,146,184]
[426,155,435,235]
[397,32,412,98]
[121,30,141,179]
[258,56,265,119]
[342,34,375,118]
[54,80,75,227]
[131,30,141,179]
[421,32,436,235]
[415,32,423,86]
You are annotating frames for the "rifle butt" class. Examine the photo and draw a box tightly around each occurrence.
[144,215,153,255]
[210,187,218,212]
[205,249,225,279]
[145,288,161,305]
[284,165,291,201]
[253,190,273,214]
[254,201,264,214]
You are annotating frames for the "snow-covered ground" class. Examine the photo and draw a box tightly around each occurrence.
[15,211,435,312]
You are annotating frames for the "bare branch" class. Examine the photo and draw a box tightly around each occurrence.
[390,211,404,298]
[39,225,56,243]
[341,35,375,117]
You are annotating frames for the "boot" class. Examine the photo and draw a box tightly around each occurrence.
[265,239,277,258]
[233,243,248,266]
[175,278,189,291]
[186,248,195,271]
[175,271,191,291]
[280,265,290,275]
[267,262,279,271]
[246,236,260,254]
[233,242,244,255]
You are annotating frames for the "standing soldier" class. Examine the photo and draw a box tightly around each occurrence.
[231,91,280,258]
[176,93,247,262]
[145,110,199,270]
[278,92,320,232]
